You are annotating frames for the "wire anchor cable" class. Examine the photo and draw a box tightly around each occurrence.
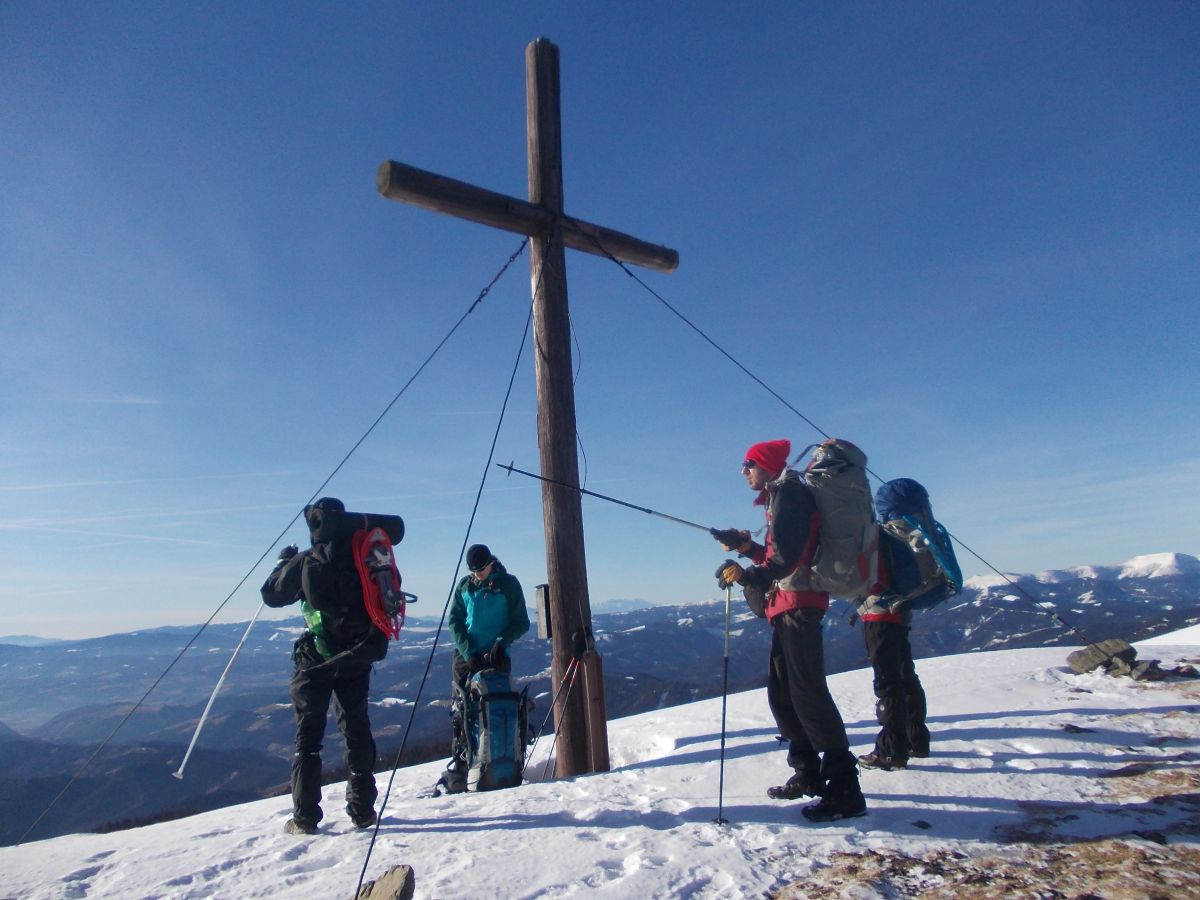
[541,657,584,783]
[354,269,538,898]
[524,654,581,778]
[579,225,1105,650]
[565,216,831,441]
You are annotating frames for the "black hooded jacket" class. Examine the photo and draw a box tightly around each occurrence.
[261,499,387,662]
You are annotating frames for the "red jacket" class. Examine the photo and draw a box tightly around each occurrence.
[740,470,829,621]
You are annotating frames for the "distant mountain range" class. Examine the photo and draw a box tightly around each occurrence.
[3,551,1196,845]
[0,635,64,647]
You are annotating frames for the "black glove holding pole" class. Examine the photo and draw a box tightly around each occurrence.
[711,528,752,554]
[715,559,745,590]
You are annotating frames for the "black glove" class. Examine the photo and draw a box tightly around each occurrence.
[716,559,745,590]
[468,653,486,672]
[292,633,325,668]
[274,544,299,570]
[711,528,752,554]
[484,640,507,669]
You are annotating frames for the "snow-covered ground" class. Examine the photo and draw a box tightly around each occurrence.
[5,630,1199,899]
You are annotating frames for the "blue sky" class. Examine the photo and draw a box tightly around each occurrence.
[2,3,1196,639]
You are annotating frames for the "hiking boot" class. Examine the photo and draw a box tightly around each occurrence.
[767,771,824,800]
[349,808,377,829]
[800,789,867,823]
[284,818,319,835]
[437,764,468,795]
[858,751,908,770]
[909,746,930,759]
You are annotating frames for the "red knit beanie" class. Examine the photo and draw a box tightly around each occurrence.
[744,439,791,476]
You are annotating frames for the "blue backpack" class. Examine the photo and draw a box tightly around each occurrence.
[464,669,532,791]
[875,478,963,610]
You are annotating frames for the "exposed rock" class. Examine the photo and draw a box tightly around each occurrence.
[1067,638,1137,675]
[357,864,415,900]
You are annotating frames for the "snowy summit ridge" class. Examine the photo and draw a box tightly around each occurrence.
[964,551,1199,589]
[4,627,1199,899]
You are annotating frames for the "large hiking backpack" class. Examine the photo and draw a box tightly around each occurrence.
[463,669,533,791]
[302,499,408,643]
[799,439,880,600]
[875,478,963,610]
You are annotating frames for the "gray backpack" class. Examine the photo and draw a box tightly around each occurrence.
[800,439,879,600]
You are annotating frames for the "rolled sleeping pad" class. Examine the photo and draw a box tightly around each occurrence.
[340,511,405,545]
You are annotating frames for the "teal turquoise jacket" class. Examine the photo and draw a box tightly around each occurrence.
[448,560,530,657]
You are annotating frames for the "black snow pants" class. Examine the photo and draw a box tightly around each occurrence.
[289,637,378,827]
[766,607,859,793]
[862,620,929,760]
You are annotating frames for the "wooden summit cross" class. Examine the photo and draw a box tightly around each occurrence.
[377,38,678,777]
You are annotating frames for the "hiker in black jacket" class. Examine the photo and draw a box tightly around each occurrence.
[261,497,388,836]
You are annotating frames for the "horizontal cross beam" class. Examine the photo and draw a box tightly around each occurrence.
[376,160,678,273]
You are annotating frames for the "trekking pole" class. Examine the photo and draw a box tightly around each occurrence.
[542,656,584,782]
[525,655,580,775]
[714,585,732,826]
[174,604,265,779]
[497,462,718,534]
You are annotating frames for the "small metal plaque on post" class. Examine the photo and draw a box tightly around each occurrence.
[535,583,552,639]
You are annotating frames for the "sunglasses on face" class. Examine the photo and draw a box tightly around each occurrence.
[469,562,492,574]
[742,460,757,471]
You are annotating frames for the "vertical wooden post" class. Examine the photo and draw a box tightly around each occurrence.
[580,651,610,771]
[380,38,675,779]
[526,37,609,777]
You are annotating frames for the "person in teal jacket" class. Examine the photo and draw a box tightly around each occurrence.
[445,543,530,779]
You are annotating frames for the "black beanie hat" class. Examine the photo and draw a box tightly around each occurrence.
[466,544,494,571]
[306,497,345,543]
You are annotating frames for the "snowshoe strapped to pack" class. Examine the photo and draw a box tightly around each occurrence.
[799,439,880,601]
[351,526,406,640]
[874,478,962,610]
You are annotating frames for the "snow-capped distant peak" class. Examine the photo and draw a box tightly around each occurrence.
[1032,566,1105,584]
[964,572,1017,589]
[967,553,1199,587]
[1118,552,1196,579]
